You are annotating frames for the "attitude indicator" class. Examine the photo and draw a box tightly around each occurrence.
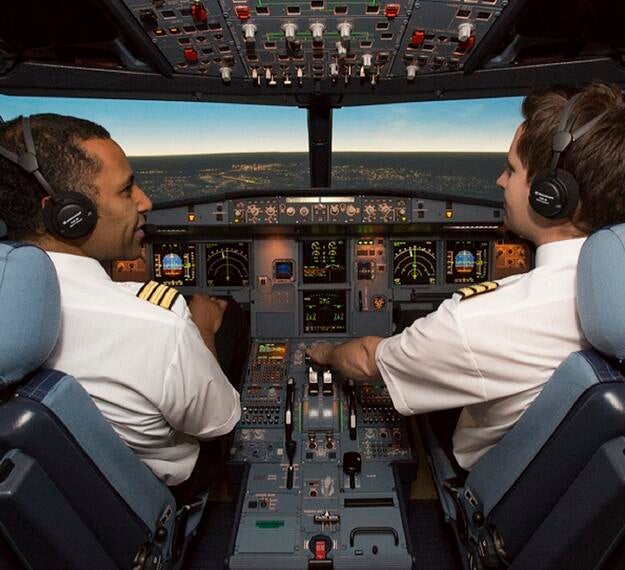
[446,240,489,284]
[206,242,250,287]
[152,242,197,286]
[392,240,437,285]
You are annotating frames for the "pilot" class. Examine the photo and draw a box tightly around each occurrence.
[0,114,247,503]
[308,82,625,472]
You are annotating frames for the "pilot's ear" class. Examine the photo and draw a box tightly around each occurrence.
[40,195,51,209]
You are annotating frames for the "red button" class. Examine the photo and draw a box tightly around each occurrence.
[314,540,327,560]
[183,47,199,62]
[235,5,251,20]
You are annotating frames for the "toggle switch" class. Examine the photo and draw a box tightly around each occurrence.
[337,22,352,41]
[282,22,298,42]
[310,22,325,42]
[242,22,257,42]
[220,67,232,83]
[406,63,417,81]
[458,22,474,43]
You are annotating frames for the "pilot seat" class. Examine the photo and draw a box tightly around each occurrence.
[420,224,625,569]
[0,241,207,569]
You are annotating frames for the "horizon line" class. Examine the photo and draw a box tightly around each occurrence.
[128,149,508,158]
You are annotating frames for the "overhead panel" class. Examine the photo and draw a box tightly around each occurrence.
[122,0,510,85]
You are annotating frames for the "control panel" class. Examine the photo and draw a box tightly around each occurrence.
[146,194,502,227]
[123,0,510,85]
[229,339,416,568]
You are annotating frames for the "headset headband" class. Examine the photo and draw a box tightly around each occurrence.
[0,117,57,199]
[549,93,609,173]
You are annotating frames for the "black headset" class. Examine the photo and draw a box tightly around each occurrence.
[529,93,609,220]
[0,116,97,239]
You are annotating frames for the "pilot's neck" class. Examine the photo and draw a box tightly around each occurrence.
[531,223,586,248]
[27,235,88,257]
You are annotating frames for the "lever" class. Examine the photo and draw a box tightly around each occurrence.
[348,379,357,441]
[285,377,295,441]
[343,451,362,490]
[322,369,333,396]
[308,366,319,396]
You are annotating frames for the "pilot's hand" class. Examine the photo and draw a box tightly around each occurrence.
[188,294,228,334]
[306,342,334,367]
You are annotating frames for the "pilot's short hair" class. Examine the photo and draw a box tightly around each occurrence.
[0,113,110,240]
[517,82,625,233]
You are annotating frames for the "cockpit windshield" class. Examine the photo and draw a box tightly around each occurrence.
[0,94,520,203]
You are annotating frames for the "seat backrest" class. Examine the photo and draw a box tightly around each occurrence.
[0,242,178,569]
[457,226,625,569]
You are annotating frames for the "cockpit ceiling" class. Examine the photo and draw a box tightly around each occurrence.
[1,0,625,105]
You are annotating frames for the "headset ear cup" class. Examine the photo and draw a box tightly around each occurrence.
[42,192,97,239]
[553,168,579,220]
[529,170,564,219]
[529,169,578,220]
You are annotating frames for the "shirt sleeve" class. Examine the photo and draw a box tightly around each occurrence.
[159,315,241,439]
[375,297,487,415]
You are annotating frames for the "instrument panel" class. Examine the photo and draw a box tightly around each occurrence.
[137,235,530,339]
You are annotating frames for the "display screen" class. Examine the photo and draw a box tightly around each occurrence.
[302,240,347,284]
[256,342,287,361]
[445,240,489,284]
[206,242,250,287]
[152,242,197,286]
[274,259,294,281]
[392,240,437,285]
[493,243,530,279]
[303,290,347,334]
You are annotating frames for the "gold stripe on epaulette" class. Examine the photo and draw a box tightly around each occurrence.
[159,287,180,310]
[136,280,180,311]
[457,286,476,299]
[137,280,160,301]
[149,283,170,306]
[457,280,499,301]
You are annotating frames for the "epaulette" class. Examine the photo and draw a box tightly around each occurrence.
[456,281,499,300]
[136,280,180,310]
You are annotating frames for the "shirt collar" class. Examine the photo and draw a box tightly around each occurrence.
[47,251,111,281]
[535,237,587,268]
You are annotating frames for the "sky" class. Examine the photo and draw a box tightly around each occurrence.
[0,94,522,156]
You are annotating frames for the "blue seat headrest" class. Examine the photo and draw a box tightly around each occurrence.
[0,243,60,388]
[577,224,625,360]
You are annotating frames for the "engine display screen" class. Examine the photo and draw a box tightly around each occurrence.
[256,342,287,361]
[152,242,197,286]
[392,240,437,285]
[303,290,347,334]
[206,242,250,287]
[445,240,489,284]
[302,240,347,284]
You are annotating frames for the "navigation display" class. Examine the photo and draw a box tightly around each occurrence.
[303,290,347,334]
[206,242,250,287]
[152,242,197,286]
[392,240,437,285]
[445,240,489,284]
[302,240,347,284]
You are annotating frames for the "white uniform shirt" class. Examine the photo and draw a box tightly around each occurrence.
[375,238,588,470]
[45,252,241,485]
